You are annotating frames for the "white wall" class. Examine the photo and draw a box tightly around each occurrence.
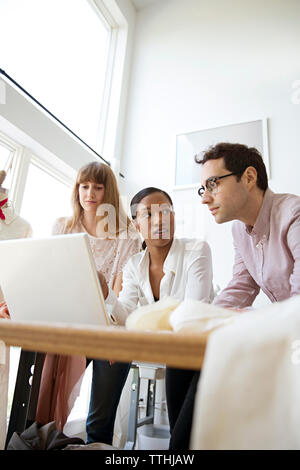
[120,0,300,302]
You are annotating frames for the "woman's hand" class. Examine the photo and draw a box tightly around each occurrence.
[97,271,109,299]
[0,302,10,319]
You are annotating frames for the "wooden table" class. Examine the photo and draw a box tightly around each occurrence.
[0,320,209,370]
[0,320,210,448]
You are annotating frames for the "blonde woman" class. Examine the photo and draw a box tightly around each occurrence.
[36,162,141,445]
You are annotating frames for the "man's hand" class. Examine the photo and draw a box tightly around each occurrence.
[0,302,10,319]
[97,271,108,300]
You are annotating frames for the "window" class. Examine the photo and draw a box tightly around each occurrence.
[0,140,15,191]
[20,159,73,237]
[4,145,75,429]
[0,0,111,149]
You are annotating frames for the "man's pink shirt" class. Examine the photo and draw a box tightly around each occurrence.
[214,188,300,308]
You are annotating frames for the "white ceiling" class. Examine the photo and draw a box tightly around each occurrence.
[131,0,161,11]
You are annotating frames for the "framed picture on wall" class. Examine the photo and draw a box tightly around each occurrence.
[174,118,270,189]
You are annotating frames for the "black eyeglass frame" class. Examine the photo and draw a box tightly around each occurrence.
[198,172,239,197]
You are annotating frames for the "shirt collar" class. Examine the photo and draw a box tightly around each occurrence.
[163,238,179,273]
[138,238,178,275]
[245,188,274,241]
[138,245,150,273]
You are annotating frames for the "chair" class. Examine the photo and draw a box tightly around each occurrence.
[124,362,167,450]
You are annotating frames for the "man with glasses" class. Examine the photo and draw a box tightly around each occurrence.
[171,142,300,450]
[167,142,300,449]
[174,142,300,450]
[197,142,300,308]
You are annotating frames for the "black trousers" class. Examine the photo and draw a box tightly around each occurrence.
[165,367,200,450]
[85,358,131,445]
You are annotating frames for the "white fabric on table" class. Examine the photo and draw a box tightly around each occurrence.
[190,295,300,450]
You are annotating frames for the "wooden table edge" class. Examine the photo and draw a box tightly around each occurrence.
[0,320,211,370]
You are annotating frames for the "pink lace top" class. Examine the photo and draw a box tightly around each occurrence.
[52,217,142,288]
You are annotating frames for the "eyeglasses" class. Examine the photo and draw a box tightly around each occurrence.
[198,172,238,198]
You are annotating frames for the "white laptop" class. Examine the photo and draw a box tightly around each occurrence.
[0,233,110,326]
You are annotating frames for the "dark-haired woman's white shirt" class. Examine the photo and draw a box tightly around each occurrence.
[105,238,214,325]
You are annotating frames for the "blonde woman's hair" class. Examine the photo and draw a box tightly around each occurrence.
[65,162,131,236]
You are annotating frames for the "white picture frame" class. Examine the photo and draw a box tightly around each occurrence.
[174,118,270,190]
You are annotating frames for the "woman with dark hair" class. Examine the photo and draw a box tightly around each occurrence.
[98,186,214,449]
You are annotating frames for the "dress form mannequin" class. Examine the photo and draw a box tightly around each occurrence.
[0,171,32,243]
[0,170,32,449]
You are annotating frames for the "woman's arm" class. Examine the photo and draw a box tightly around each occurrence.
[103,260,140,326]
[184,241,214,303]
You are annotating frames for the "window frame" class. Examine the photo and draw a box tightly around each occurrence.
[0,130,75,214]
[0,0,135,210]
[0,131,24,211]
[0,133,16,172]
